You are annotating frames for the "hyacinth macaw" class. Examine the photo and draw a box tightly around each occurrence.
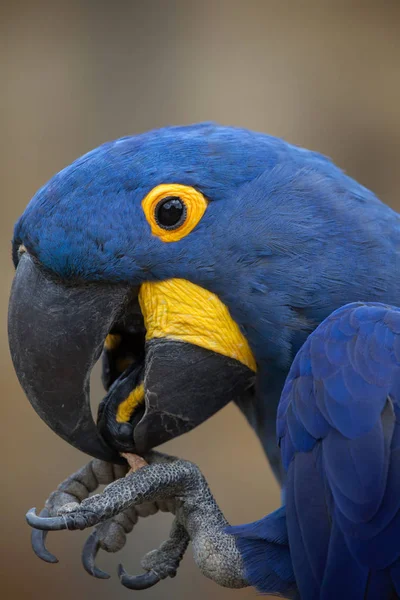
[8,123,400,599]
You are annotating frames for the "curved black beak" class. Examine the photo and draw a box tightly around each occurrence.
[8,254,132,462]
[97,338,255,455]
[134,338,255,453]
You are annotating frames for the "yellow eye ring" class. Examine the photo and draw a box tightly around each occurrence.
[142,184,208,242]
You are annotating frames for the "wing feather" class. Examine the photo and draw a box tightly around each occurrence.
[279,302,400,595]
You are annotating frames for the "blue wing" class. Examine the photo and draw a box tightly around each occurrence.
[230,302,400,598]
[277,302,400,599]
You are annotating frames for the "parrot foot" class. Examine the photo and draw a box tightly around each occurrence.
[29,459,129,571]
[141,542,184,578]
[26,457,201,531]
[28,453,178,579]
[118,519,189,589]
[26,454,248,590]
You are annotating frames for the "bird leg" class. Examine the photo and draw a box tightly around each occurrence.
[27,453,248,590]
[30,452,184,581]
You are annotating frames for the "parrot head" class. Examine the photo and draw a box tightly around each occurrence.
[8,123,342,462]
[8,123,276,462]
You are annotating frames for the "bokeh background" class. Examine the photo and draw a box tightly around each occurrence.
[1,1,400,598]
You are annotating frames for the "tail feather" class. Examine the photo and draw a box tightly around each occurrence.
[286,421,400,599]
[390,560,400,595]
[320,520,368,600]
[366,570,397,599]
[286,449,330,599]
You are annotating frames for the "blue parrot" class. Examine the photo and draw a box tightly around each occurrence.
[8,123,400,598]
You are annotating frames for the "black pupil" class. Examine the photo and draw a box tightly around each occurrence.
[156,196,185,229]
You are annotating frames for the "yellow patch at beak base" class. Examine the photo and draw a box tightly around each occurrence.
[139,279,257,372]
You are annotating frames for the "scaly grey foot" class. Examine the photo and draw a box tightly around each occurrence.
[29,452,181,580]
[27,454,248,590]
[140,520,189,578]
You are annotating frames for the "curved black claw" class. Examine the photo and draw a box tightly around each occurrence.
[31,508,59,563]
[82,531,110,579]
[26,507,68,531]
[26,507,94,531]
[118,563,161,590]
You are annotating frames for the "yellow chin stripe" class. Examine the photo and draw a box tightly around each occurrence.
[139,279,257,372]
[116,383,145,423]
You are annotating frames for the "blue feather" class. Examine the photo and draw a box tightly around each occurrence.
[320,521,369,600]
[274,303,400,598]
[227,507,297,597]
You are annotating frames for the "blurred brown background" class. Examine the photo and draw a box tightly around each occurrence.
[1,1,400,598]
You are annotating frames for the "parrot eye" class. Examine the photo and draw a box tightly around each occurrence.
[142,183,208,243]
[155,196,187,230]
